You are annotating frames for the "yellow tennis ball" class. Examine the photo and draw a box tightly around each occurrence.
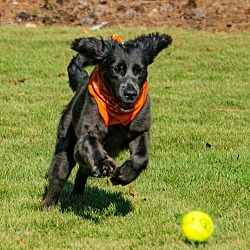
[182,210,214,243]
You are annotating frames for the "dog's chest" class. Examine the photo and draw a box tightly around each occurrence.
[103,125,130,158]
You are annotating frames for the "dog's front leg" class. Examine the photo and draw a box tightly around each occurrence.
[111,131,149,185]
[74,134,116,177]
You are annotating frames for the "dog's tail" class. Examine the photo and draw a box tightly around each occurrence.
[67,54,89,92]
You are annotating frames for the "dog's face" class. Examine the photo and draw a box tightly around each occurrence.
[71,33,172,110]
[99,45,149,111]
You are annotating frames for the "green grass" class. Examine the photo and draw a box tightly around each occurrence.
[0,26,249,249]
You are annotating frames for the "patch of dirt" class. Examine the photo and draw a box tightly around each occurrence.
[0,0,249,32]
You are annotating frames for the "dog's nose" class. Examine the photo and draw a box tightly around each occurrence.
[124,86,137,101]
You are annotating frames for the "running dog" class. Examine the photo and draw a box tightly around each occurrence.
[41,33,172,209]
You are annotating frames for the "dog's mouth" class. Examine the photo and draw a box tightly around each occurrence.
[118,101,135,112]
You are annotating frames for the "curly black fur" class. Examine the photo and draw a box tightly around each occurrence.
[41,33,172,209]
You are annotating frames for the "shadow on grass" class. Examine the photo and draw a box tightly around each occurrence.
[58,183,133,223]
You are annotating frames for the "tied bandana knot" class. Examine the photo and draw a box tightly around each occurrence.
[111,34,124,44]
[88,67,148,126]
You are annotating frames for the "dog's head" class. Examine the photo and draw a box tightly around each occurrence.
[71,33,172,111]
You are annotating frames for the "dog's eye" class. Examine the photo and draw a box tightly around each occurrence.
[112,67,121,74]
[134,67,144,76]
[111,65,124,75]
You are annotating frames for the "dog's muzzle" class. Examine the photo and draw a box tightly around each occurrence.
[119,83,140,111]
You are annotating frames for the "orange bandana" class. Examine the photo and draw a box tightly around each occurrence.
[88,67,148,126]
[111,34,124,44]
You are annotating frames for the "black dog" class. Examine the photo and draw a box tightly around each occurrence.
[41,33,172,209]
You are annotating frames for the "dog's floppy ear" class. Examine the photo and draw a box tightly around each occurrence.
[128,33,172,65]
[71,37,109,65]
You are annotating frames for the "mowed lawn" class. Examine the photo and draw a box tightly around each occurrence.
[0,26,249,249]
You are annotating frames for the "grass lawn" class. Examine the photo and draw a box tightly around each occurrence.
[0,26,249,249]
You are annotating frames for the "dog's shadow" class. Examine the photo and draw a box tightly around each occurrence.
[50,182,133,223]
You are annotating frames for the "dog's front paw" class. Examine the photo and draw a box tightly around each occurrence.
[91,157,116,177]
[110,164,139,186]
[101,158,116,176]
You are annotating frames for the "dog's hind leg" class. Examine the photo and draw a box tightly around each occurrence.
[71,165,90,195]
[40,123,76,210]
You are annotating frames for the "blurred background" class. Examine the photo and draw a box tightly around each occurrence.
[1,0,249,32]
